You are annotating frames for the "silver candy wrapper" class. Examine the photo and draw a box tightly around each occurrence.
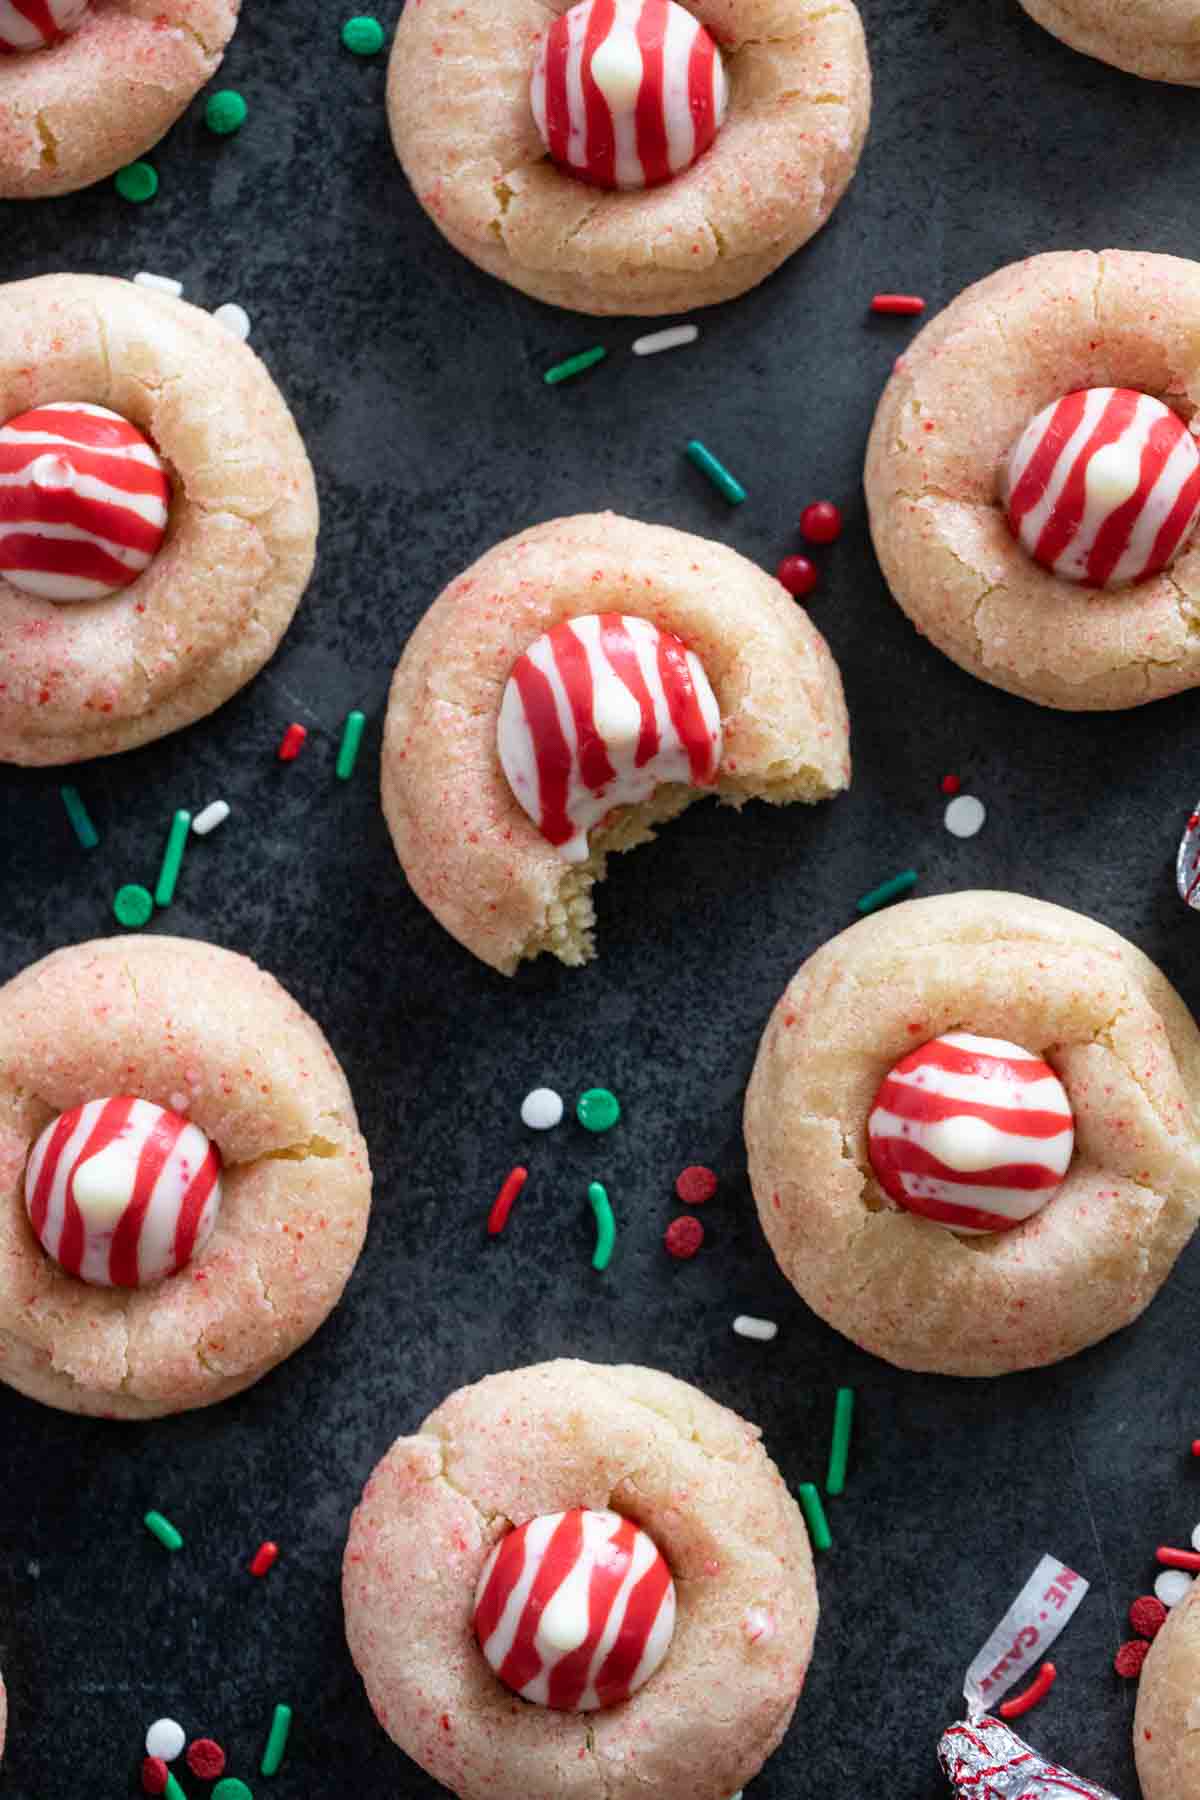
[1177,806,1200,909]
[939,1717,1121,1800]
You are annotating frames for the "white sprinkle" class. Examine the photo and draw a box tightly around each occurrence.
[743,1605,775,1644]
[1191,1521,1200,1552]
[633,324,700,357]
[733,1315,778,1342]
[213,302,251,341]
[521,1087,564,1130]
[944,794,987,839]
[145,1718,186,1762]
[1156,1569,1193,1608]
[134,272,183,297]
[192,800,230,837]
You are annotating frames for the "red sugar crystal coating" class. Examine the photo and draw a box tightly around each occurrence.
[664,1215,705,1259]
[1130,1594,1168,1639]
[674,1165,718,1206]
[1114,1639,1151,1678]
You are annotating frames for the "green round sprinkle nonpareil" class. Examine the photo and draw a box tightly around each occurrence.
[115,161,158,203]
[342,14,384,54]
[114,885,154,930]
[213,1782,254,1800]
[577,1088,620,1134]
[205,89,248,135]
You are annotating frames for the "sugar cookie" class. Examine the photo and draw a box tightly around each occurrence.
[1135,1578,1200,1799]
[343,1358,818,1800]
[381,512,850,972]
[745,890,1200,1375]
[1017,0,1200,85]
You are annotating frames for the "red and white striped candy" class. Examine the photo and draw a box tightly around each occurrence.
[531,0,729,192]
[1002,388,1200,588]
[473,1508,676,1711]
[498,612,723,862]
[0,402,171,602]
[24,1097,222,1288]
[0,0,88,52]
[867,1032,1074,1235]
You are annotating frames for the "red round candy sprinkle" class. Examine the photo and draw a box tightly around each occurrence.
[777,555,818,598]
[142,1759,170,1797]
[664,1215,704,1259]
[187,1738,227,1780]
[799,501,842,545]
[1114,1639,1151,1678]
[674,1165,717,1206]
[940,773,961,795]
[1130,1595,1168,1639]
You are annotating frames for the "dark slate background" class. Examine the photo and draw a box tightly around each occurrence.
[2,2,1198,1795]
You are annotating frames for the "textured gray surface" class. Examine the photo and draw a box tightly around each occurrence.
[1,1,1199,1796]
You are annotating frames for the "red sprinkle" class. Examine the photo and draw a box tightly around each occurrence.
[1130,1595,1168,1639]
[675,1165,718,1206]
[488,1165,528,1237]
[871,293,926,315]
[1157,1546,1200,1571]
[186,1738,227,1781]
[799,501,843,545]
[142,1759,169,1797]
[1190,819,1199,833]
[998,1661,1057,1719]
[777,555,819,598]
[250,1539,279,1577]
[1114,1640,1151,1679]
[1192,1438,1200,1456]
[940,774,961,795]
[664,1215,704,1259]
[277,722,307,762]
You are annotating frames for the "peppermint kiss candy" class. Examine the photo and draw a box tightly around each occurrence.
[1002,387,1200,588]
[940,1718,1119,1800]
[473,1507,676,1711]
[25,1097,222,1288]
[497,612,723,863]
[0,403,171,602]
[531,0,729,192]
[0,0,89,52]
[867,1032,1074,1235]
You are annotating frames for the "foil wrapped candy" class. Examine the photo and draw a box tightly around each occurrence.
[939,1716,1120,1800]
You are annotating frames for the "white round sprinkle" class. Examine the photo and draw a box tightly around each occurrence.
[134,272,183,297]
[192,799,231,837]
[1156,1569,1194,1608]
[732,1315,778,1342]
[944,795,987,839]
[213,302,251,340]
[633,324,700,357]
[1191,1522,1200,1552]
[145,1718,186,1761]
[521,1087,564,1131]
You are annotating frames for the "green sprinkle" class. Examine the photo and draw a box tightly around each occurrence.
[685,439,746,506]
[544,347,607,386]
[588,1182,615,1273]
[115,161,158,203]
[341,14,384,54]
[60,785,98,850]
[114,885,154,930]
[261,1703,293,1777]
[143,1510,183,1552]
[154,809,193,908]
[577,1088,620,1133]
[336,709,366,781]
[164,1775,187,1800]
[797,1482,831,1553]
[825,1388,855,1496]
[856,869,918,915]
[205,89,248,135]
[213,1782,254,1800]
